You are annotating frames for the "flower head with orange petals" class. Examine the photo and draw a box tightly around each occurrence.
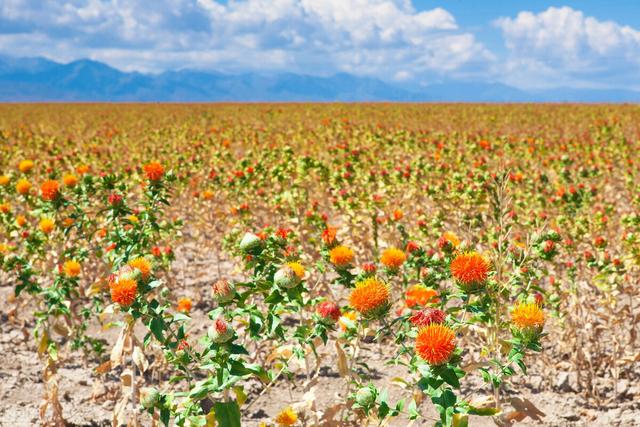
[40,180,60,201]
[450,251,491,289]
[177,297,192,313]
[405,284,439,308]
[16,178,31,195]
[349,277,390,318]
[18,160,34,173]
[63,174,78,187]
[415,323,456,365]
[322,226,338,246]
[511,303,545,330]
[274,406,298,426]
[39,217,55,234]
[128,257,152,280]
[110,278,137,307]
[380,247,407,270]
[63,260,81,277]
[143,162,164,181]
[329,245,354,268]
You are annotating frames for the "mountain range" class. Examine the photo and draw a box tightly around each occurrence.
[1,55,639,102]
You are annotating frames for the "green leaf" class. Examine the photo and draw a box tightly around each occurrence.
[149,317,165,342]
[439,367,461,389]
[213,401,241,427]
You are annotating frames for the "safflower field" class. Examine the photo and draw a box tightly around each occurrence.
[0,103,639,426]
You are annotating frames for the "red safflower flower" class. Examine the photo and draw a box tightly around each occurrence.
[317,301,341,323]
[410,308,446,327]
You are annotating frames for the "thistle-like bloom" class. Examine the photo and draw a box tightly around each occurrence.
[316,301,341,323]
[275,406,298,426]
[110,277,137,307]
[0,202,9,214]
[18,160,34,173]
[62,174,78,187]
[286,261,305,280]
[0,175,9,186]
[380,247,406,270]
[143,162,164,181]
[415,323,456,365]
[16,178,31,195]
[39,217,55,234]
[40,180,60,201]
[349,277,389,318]
[15,215,26,227]
[128,257,152,279]
[212,279,235,303]
[450,251,490,288]
[511,303,545,330]
[329,245,354,267]
[177,297,192,313]
[410,308,446,327]
[322,226,338,246]
[63,260,81,277]
[405,284,439,308]
[76,165,90,175]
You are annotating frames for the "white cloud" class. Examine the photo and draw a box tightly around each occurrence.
[495,6,640,88]
[0,0,491,82]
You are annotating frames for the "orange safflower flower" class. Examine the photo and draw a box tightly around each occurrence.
[405,284,439,308]
[202,190,214,200]
[349,277,389,318]
[274,407,298,426]
[16,178,31,195]
[40,180,60,201]
[380,247,406,270]
[39,218,55,234]
[63,260,81,277]
[76,165,90,175]
[415,323,456,365]
[18,160,34,173]
[0,202,9,214]
[0,175,9,186]
[62,174,78,187]
[329,245,354,267]
[128,257,152,279]
[322,226,338,246]
[110,278,137,307]
[177,297,192,313]
[450,252,490,288]
[143,162,164,181]
[511,303,545,330]
[15,215,26,227]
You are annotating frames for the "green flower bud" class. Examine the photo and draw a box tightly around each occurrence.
[274,266,299,289]
[239,232,262,253]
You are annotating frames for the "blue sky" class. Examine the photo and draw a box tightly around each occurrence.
[1,0,639,90]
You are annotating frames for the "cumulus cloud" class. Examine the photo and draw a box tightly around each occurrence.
[495,6,640,88]
[0,0,492,81]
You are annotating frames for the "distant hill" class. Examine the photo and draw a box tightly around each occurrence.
[1,55,639,102]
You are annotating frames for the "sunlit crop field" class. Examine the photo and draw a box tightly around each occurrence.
[1,104,639,427]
